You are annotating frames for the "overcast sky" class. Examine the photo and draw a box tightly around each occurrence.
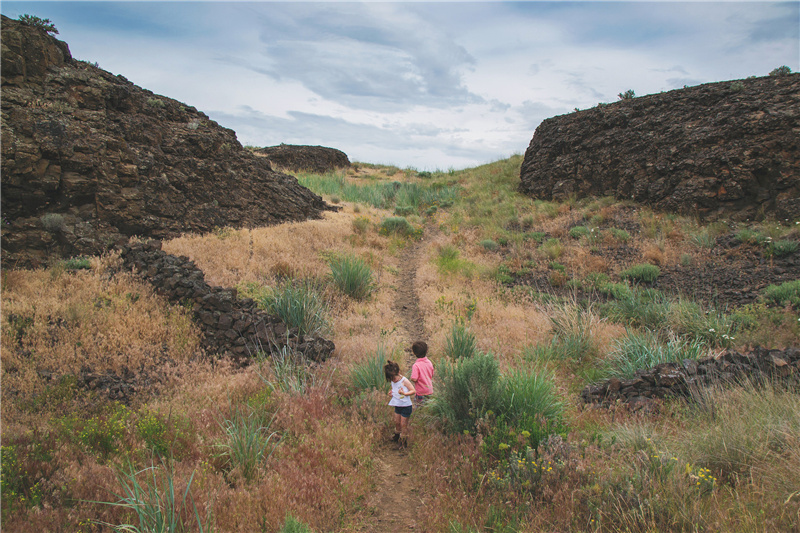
[3,1,798,169]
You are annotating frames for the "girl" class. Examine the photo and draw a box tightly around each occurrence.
[384,359,415,447]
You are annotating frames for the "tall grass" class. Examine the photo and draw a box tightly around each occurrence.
[429,353,501,434]
[350,344,389,392]
[328,253,375,300]
[215,404,280,483]
[603,329,705,379]
[257,280,330,337]
[296,171,459,212]
[603,287,670,330]
[93,460,212,533]
[444,321,478,359]
[497,368,564,441]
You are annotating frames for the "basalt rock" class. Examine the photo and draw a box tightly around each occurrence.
[119,239,336,364]
[581,346,800,409]
[1,15,331,269]
[519,75,800,221]
[253,144,351,174]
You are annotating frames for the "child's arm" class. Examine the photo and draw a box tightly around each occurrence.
[401,377,416,397]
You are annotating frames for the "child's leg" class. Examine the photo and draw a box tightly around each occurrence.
[393,412,402,435]
[399,413,409,436]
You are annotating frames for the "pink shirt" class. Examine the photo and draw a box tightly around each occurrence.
[410,357,434,395]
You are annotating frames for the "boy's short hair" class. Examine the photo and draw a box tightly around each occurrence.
[411,341,428,358]
[384,360,400,381]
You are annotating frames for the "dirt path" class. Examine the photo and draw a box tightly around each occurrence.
[359,233,430,532]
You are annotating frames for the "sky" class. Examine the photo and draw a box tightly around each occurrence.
[2,1,798,170]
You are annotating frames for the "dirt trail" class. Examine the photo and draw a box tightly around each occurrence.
[359,234,430,532]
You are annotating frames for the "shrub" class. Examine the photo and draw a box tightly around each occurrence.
[668,299,739,347]
[568,226,590,239]
[480,239,499,251]
[496,369,565,449]
[258,280,329,336]
[609,228,630,242]
[735,228,761,244]
[394,205,415,216]
[618,89,635,100]
[379,216,413,236]
[280,515,315,533]
[215,404,279,483]
[540,238,563,260]
[620,264,661,283]
[604,287,670,330]
[17,14,58,34]
[769,65,792,76]
[60,256,92,271]
[603,330,705,379]
[771,239,798,257]
[525,231,546,243]
[329,253,375,300]
[690,230,716,249]
[429,353,500,434]
[445,321,478,359]
[350,345,389,392]
[352,216,370,234]
[40,213,64,232]
[730,81,745,92]
[761,280,800,308]
[136,411,170,457]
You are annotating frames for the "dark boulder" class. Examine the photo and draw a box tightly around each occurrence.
[1,15,331,268]
[253,144,351,174]
[519,75,800,221]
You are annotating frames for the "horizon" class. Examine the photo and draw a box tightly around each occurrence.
[2,1,798,170]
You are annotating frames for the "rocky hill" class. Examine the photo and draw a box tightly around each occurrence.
[1,16,331,268]
[253,144,351,174]
[519,74,800,221]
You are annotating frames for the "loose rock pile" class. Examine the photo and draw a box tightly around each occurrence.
[120,240,335,363]
[581,346,800,408]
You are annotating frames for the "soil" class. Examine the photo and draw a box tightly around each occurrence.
[358,232,431,532]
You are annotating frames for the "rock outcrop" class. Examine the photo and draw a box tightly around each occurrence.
[119,240,335,363]
[519,75,800,221]
[581,346,800,409]
[253,144,351,174]
[1,16,331,268]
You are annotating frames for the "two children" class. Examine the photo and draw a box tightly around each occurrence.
[384,341,435,448]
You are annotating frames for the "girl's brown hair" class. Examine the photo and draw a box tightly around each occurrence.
[384,359,400,381]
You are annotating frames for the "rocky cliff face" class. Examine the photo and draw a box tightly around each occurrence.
[1,16,330,268]
[519,75,800,220]
[253,144,351,174]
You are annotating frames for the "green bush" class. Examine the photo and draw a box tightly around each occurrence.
[525,231,546,243]
[609,228,630,242]
[496,369,564,449]
[735,228,760,244]
[769,65,792,76]
[620,264,661,283]
[761,280,800,308]
[540,238,563,260]
[618,89,635,100]
[40,213,64,232]
[18,14,58,34]
[352,216,370,234]
[668,299,739,347]
[429,353,500,434]
[445,321,478,359]
[58,403,129,460]
[379,216,413,236]
[394,205,415,216]
[568,226,590,239]
[480,239,499,251]
[136,411,170,457]
[603,287,670,330]
[771,239,798,257]
[60,256,92,271]
[280,515,315,533]
[350,345,389,392]
[329,253,375,300]
[258,280,329,336]
[215,405,279,483]
[603,330,705,379]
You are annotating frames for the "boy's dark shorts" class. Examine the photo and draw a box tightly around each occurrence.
[394,405,413,418]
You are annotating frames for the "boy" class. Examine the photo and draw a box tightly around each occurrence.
[410,341,434,403]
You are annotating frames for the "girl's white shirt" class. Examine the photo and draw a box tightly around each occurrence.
[388,375,413,407]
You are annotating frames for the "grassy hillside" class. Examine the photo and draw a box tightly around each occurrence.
[2,156,799,532]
